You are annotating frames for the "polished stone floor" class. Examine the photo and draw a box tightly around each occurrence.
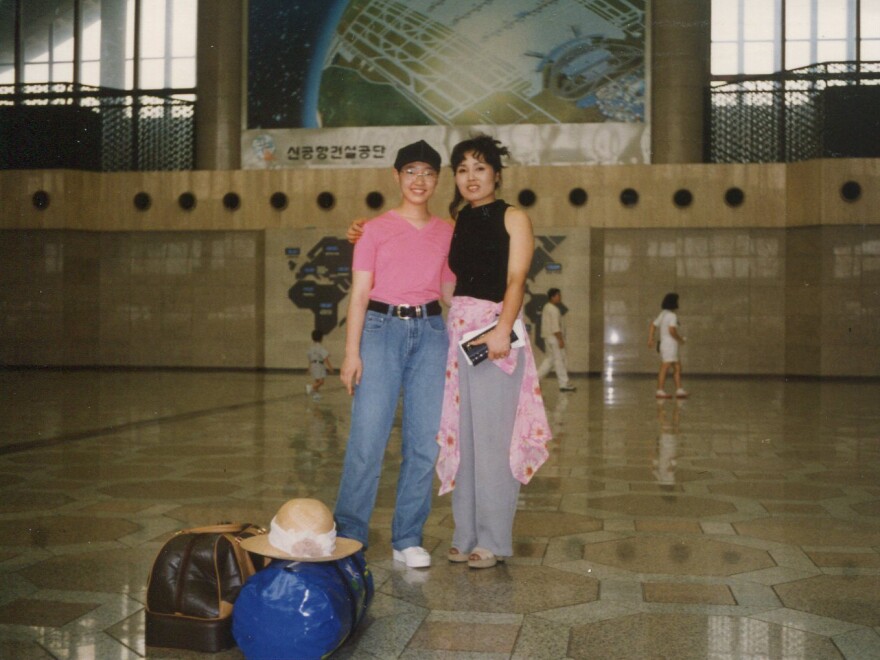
[1,369,879,659]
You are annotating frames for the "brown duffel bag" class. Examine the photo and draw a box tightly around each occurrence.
[145,522,267,653]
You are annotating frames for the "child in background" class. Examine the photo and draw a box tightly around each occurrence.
[306,329,333,400]
[648,292,687,399]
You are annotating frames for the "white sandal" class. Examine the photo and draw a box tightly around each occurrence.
[447,547,469,563]
[468,547,504,569]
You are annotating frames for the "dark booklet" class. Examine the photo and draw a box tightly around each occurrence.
[459,319,526,366]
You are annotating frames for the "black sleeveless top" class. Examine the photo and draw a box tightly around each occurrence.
[448,199,510,303]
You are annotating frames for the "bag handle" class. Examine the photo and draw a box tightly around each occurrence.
[176,523,269,576]
[179,522,256,535]
[224,524,269,577]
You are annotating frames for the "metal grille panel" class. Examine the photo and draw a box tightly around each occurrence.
[709,61,880,163]
[0,83,194,171]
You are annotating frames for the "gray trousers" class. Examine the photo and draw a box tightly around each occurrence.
[452,353,524,557]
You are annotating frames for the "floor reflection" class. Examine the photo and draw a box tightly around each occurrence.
[1,370,879,659]
[653,399,680,486]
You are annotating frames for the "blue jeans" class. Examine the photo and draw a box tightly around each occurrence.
[334,307,448,550]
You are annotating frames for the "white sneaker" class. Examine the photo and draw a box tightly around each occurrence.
[305,384,313,395]
[392,546,431,568]
[675,388,688,398]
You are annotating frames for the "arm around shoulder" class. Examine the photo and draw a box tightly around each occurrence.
[346,217,368,244]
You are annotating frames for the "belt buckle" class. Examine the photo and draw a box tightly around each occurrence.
[396,305,419,319]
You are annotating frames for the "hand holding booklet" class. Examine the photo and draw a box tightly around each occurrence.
[459,319,527,366]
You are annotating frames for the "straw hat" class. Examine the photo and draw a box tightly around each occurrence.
[240,498,362,562]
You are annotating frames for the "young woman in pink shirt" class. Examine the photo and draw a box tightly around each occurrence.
[334,140,455,569]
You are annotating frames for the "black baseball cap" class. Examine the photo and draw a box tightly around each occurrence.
[393,139,441,171]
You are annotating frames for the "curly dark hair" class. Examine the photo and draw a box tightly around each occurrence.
[448,134,510,219]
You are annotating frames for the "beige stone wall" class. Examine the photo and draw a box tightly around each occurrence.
[0,230,264,368]
[1,159,878,375]
[599,227,788,376]
[816,226,880,376]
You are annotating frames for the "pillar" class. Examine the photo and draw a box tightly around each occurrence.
[650,0,711,163]
[195,0,243,170]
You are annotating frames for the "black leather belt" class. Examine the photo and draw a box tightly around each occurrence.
[368,299,442,319]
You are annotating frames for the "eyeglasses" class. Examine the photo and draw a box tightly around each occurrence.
[402,168,438,180]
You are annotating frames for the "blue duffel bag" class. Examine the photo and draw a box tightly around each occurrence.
[232,551,373,659]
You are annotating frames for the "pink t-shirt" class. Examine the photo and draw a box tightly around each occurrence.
[352,210,455,305]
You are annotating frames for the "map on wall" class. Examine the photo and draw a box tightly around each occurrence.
[245,0,648,168]
[287,238,355,336]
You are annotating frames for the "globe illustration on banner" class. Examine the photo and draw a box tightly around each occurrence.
[248,0,645,130]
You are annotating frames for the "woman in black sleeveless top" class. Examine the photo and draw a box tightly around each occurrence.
[435,135,551,569]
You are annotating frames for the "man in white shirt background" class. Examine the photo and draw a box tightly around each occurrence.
[537,288,576,392]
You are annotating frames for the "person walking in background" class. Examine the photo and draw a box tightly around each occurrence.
[334,139,455,569]
[306,329,333,400]
[648,292,687,399]
[435,135,552,570]
[537,287,576,392]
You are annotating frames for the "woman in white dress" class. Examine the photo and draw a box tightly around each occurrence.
[648,292,687,398]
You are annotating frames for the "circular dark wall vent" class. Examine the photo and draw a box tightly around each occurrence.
[620,188,639,207]
[366,191,384,209]
[840,180,862,202]
[133,192,151,211]
[673,189,693,208]
[724,187,745,207]
[317,191,336,210]
[178,192,196,211]
[569,188,588,207]
[518,189,537,207]
[223,192,241,210]
[32,190,50,210]
[270,192,289,210]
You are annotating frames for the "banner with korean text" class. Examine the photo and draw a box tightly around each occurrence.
[244,0,648,169]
